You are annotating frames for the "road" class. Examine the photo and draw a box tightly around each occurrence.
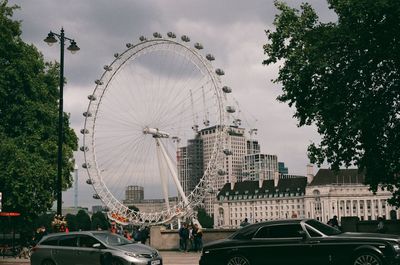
[0,251,201,265]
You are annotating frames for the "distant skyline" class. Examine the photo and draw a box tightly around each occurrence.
[13,0,336,207]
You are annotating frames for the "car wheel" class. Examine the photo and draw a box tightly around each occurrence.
[227,255,251,265]
[41,260,55,265]
[353,252,383,265]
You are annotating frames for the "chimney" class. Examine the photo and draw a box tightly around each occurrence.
[259,178,263,188]
[230,175,236,190]
[274,172,279,188]
[307,164,314,184]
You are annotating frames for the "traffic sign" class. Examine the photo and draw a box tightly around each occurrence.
[0,212,21,217]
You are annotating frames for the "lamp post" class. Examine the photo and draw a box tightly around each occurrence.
[44,28,80,216]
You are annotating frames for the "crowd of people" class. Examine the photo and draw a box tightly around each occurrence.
[178,222,203,252]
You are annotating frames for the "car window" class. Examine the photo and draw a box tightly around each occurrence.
[305,226,322,237]
[305,219,342,236]
[254,224,303,239]
[93,233,132,246]
[79,235,101,248]
[41,236,60,246]
[58,235,78,247]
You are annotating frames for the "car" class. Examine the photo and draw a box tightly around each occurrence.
[199,219,400,265]
[30,230,162,265]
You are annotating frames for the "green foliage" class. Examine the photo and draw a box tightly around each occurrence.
[91,211,109,230]
[65,213,77,231]
[0,0,78,221]
[264,0,400,205]
[76,210,91,231]
[197,207,214,228]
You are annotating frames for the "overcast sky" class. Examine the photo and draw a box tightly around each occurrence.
[12,0,337,208]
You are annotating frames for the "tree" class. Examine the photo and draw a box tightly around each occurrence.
[65,213,77,231]
[76,210,91,231]
[263,0,400,204]
[91,211,108,230]
[197,207,213,228]
[0,0,78,221]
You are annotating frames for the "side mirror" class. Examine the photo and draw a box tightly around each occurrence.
[93,243,102,249]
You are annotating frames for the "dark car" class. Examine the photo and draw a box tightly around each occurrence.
[199,219,400,265]
[30,231,162,265]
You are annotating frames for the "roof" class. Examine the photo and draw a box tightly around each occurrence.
[309,168,365,186]
[217,176,307,198]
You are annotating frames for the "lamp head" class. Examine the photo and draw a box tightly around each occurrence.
[44,32,57,46]
[67,40,80,54]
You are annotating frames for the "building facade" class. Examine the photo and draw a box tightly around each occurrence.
[214,168,400,228]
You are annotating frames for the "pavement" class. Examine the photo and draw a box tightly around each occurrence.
[0,251,201,265]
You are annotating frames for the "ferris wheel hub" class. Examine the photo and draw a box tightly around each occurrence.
[143,127,170,138]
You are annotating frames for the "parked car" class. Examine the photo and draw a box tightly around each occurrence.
[199,219,400,265]
[30,231,162,265]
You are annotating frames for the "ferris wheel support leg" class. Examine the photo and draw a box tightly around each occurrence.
[155,138,189,206]
[156,142,171,212]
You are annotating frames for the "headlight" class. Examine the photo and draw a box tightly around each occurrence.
[124,252,144,258]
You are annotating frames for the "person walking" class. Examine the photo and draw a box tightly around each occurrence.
[193,223,203,252]
[240,218,250,227]
[178,223,189,252]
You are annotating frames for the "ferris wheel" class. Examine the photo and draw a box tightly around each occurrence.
[81,32,234,225]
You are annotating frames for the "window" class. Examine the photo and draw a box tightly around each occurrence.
[253,224,303,239]
[79,235,100,248]
[58,235,78,247]
[41,236,60,246]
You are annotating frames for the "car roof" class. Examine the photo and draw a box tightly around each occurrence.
[42,230,113,239]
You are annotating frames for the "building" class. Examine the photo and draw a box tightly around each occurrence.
[278,162,289,175]
[214,167,400,228]
[214,174,307,228]
[124,185,144,204]
[178,137,203,196]
[242,153,278,182]
[305,168,399,223]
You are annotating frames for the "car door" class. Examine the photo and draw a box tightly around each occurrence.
[75,235,103,265]
[53,235,78,265]
[251,224,311,265]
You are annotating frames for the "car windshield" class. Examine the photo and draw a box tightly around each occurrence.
[306,219,342,235]
[93,233,133,246]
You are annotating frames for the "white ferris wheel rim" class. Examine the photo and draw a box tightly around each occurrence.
[82,34,228,225]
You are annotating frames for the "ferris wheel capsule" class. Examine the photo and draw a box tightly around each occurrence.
[126,43,133,48]
[114,53,119,58]
[104,65,112,71]
[95,80,103,85]
[139,36,147,42]
[216,69,225,76]
[194,43,203,49]
[93,194,100,199]
[226,106,236,113]
[86,179,93,185]
[88,95,97,101]
[167,32,176,38]
[222,86,232,93]
[181,35,190,42]
[82,162,90,169]
[83,111,92,117]
[80,146,89,152]
[206,54,215,61]
[153,32,162,38]
[80,129,89,134]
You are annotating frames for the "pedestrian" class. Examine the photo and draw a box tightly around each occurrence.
[140,227,149,244]
[188,224,194,251]
[110,222,118,234]
[193,223,203,252]
[33,226,47,245]
[327,215,339,229]
[240,218,250,227]
[123,230,132,240]
[178,223,189,252]
[377,217,386,233]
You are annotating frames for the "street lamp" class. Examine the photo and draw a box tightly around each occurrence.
[44,28,80,216]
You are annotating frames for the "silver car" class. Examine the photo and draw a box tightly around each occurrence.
[30,231,162,265]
